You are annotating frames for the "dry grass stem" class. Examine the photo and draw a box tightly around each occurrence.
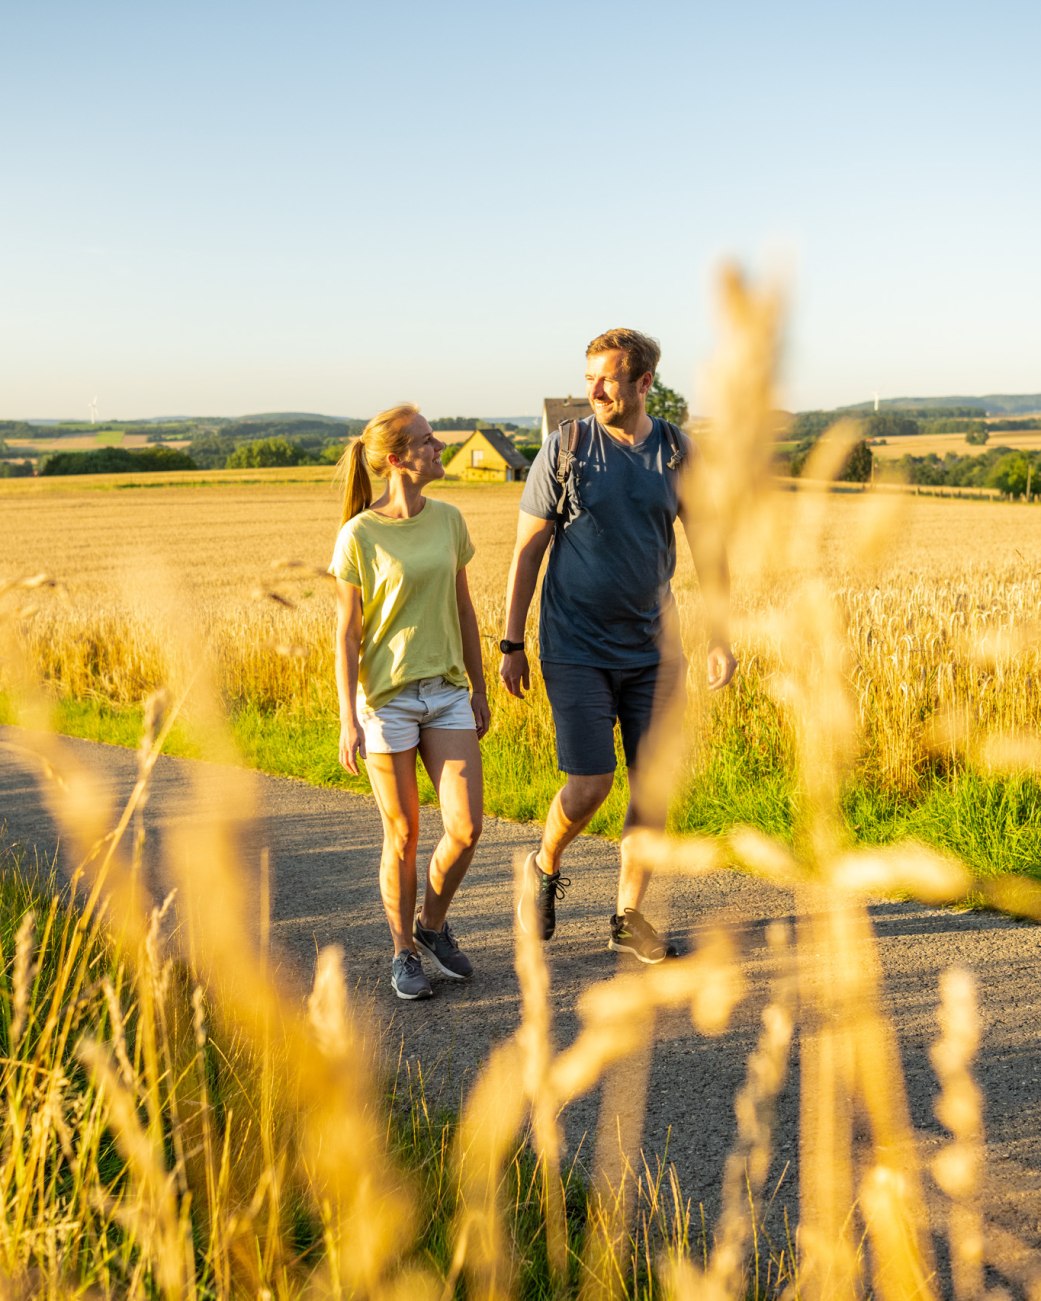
[827,842,972,905]
[700,922,796,1298]
[450,1040,529,1301]
[930,967,984,1300]
[512,851,568,1281]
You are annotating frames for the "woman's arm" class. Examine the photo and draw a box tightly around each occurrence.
[334,577,366,773]
[456,566,490,740]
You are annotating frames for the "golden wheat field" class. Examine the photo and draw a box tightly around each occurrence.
[4,465,1041,794]
[869,431,1041,461]
[5,273,1041,1298]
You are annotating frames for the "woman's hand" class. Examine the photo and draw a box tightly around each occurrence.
[339,716,365,774]
[471,691,491,740]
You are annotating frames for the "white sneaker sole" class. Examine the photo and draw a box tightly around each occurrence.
[608,938,668,965]
[517,849,556,940]
[392,980,433,999]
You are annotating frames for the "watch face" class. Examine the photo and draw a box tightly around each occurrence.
[499,639,522,654]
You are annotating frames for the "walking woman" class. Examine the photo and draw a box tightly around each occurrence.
[330,404,489,1000]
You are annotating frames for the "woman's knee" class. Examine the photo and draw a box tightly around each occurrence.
[381,813,419,862]
[444,807,482,852]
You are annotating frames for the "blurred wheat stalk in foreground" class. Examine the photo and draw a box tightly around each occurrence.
[3,267,1041,1298]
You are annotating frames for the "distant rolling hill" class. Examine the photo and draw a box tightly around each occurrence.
[843,394,1041,415]
[234,412,352,423]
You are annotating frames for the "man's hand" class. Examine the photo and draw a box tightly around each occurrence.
[339,717,365,774]
[707,642,737,692]
[471,691,491,739]
[500,649,531,699]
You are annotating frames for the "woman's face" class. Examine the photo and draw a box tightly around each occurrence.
[393,416,446,483]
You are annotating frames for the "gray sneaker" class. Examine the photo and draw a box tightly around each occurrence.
[413,916,473,981]
[391,950,433,1000]
[608,909,680,964]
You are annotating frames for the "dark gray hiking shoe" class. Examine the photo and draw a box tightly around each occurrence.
[414,916,473,981]
[391,950,433,1000]
[517,849,570,941]
[608,909,679,964]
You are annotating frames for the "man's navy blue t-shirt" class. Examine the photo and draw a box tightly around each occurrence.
[520,417,690,668]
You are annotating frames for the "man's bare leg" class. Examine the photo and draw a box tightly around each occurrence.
[537,772,614,874]
[616,655,688,915]
[617,783,665,914]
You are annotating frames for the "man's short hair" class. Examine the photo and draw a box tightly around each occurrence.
[586,328,661,381]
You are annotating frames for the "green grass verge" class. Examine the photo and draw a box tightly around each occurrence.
[4,694,1041,883]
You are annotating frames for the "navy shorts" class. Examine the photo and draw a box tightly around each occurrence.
[540,659,685,776]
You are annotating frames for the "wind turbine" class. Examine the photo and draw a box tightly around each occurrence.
[89,396,99,424]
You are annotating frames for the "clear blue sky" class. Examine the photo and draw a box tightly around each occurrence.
[3,0,1039,420]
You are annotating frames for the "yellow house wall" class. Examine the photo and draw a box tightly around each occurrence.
[456,466,510,482]
[444,431,513,479]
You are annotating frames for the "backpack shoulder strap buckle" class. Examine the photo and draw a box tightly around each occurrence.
[661,420,686,471]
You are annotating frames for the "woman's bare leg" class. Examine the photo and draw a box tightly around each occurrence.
[365,748,421,954]
[417,728,483,931]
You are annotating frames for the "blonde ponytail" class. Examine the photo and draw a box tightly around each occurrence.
[341,437,372,523]
[337,403,420,524]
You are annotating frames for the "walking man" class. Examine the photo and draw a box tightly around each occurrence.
[500,328,736,962]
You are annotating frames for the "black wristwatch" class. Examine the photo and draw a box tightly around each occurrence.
[499,638,525,654]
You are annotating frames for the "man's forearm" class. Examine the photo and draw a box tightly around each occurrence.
[504,552,542,642]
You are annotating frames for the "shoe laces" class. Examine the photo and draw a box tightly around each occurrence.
[439,920,459,950]
[399,951,423,975]
[540,873,571,901]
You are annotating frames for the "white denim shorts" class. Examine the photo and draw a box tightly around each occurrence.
[360,676,476,754]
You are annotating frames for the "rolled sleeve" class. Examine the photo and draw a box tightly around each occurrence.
[518,439,559,519]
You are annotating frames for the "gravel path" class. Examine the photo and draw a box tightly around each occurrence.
[2,725,1040,1291]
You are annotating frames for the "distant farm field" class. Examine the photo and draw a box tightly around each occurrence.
[4,430,154,455]
[3,468,1040,599]
[0,462,332,493]
[4,470,1041,868]
[869,430,1041,460]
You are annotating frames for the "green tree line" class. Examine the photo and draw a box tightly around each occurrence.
[875,446,1041,497]
[39,447,198,476]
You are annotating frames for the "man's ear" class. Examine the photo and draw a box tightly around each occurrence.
[637,370,654,397]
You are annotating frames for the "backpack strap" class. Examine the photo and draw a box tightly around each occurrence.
[553,416,683,521]
[660,419,686,471]
[554,417,583,518]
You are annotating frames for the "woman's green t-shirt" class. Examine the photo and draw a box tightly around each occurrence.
[329,498,475,711]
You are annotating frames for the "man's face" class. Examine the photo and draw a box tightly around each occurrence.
[584,349,651,427]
